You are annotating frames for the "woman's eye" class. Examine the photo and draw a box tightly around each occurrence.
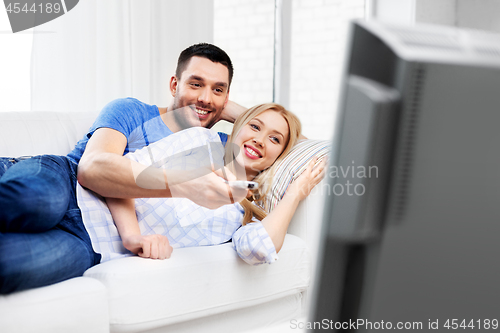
[250,124,259,130]
[271,137,280,144]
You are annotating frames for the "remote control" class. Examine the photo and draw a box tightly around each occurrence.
[225,180,259,190]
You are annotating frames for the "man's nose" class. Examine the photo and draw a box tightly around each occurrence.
[198,87,212,105]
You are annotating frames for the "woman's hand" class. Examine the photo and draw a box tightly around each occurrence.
[285,157,327,201]
[122,234,173,260]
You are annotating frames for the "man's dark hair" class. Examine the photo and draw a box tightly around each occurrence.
[176,43,234,86]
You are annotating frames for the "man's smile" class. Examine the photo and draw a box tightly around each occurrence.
[190,105,214,119]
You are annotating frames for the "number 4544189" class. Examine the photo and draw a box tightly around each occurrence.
[444,319,498,330]
[6,2,61,14]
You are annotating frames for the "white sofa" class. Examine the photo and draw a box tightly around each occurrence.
[0,111,325,333]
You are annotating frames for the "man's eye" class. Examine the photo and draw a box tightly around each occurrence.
[215,88,224,93]
[191,83,201,87]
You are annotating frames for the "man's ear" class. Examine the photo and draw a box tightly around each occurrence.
[169,76,178,97]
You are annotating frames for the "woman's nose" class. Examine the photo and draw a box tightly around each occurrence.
[253,137,263,147]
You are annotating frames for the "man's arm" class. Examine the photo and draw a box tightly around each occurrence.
[78,128,248,208]
[78,128,170,198]
[219,100,247,123]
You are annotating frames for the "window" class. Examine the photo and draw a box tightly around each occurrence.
[214,0,366,139]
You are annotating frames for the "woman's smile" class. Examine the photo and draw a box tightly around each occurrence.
[243,144,262,159]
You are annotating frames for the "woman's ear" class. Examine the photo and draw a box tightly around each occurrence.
[169,76,178,97]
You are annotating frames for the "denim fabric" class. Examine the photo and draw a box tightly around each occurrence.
[0,156,31,178]
[0,155,101,294]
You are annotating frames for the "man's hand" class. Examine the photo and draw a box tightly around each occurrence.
[122,234,173,260]
[168,167,250,209]
[219,100,247,123]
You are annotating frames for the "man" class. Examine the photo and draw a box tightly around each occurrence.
[0,43,246,293]
[78,43,246,207]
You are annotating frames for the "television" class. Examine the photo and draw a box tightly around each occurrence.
[308,19,500,332]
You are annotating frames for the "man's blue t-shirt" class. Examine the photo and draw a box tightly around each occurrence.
[67,98,228,163]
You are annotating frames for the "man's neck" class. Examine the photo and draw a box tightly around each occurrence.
[159,106,182,133]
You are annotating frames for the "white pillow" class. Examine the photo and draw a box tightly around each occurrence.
[266,139,331,212]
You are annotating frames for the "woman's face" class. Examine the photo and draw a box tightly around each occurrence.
[233,110,290,179]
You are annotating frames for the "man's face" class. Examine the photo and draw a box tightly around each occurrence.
[170,56,230,130]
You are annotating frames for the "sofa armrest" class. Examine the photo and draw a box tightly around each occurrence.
[287,178,327,254]
[0,277,109,333]
[286,178,327,309]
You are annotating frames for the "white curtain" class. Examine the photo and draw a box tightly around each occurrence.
[31,0,214,113]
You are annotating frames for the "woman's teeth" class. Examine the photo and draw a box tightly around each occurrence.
[246,146,259,157]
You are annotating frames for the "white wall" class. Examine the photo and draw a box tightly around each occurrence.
[289,0,365,140]
[456,0,500,33]
[415,0,500,33]
[0,10,33,112]
[214,0,275,109]
[374,0,416,25]
[415,0,456,26]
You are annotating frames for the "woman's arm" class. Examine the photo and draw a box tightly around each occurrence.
[232,158,326,265]
[105,197,173,259]
[260,158,326,252]
[231,221,278,265]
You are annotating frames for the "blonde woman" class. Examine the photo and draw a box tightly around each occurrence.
[78,103,326,265]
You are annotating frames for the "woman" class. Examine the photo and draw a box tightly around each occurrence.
[79,103,326,264]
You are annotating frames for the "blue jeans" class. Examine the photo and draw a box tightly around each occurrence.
[0,155,101,294]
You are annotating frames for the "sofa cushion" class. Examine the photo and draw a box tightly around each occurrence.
[0,277,109,333]
[0,111,98,157]
[84,234,309,333]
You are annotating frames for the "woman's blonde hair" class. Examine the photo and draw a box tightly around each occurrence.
[224,103,301,225]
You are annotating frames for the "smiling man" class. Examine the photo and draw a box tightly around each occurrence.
[77,43,246,206]
[166,51,232,131]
